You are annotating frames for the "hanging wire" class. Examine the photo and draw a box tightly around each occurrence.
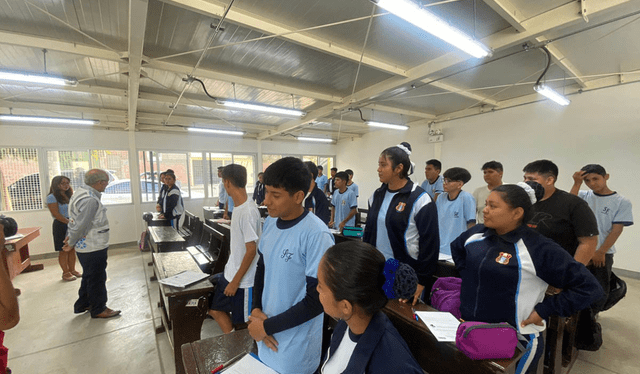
[535,47,552,87]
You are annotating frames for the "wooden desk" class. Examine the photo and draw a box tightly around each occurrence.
[383,300,523,374]
[148,226,185,253]
[182,330,257,374]
[145,211,171,227]
[153,252,214,374]
[202,207,224,221]
[3,227,44,279]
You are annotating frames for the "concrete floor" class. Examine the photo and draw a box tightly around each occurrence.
[4,245,640,374]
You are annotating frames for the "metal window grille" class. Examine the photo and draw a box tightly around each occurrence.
[206,153,232,198]
[0,148,41,211]
[139,151,189,202]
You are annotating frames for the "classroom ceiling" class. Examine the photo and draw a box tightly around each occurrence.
[1,0,639,142]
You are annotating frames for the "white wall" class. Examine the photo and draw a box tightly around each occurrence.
[337,83,640,272]
[0,126,336,256]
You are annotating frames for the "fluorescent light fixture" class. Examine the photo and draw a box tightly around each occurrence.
[0,115,98,125]
[297,137,334,143]
[187,127,244,136]
[217,99,306,117]
[373,0,492,58]
[533,84,570,106]
[0,71,78,86]
[367,121,409,131]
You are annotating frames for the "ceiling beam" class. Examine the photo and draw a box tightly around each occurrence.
[160,0,408,77]
[425,80,499,106]
[126,0,150,131]
[482,0,526,32]
[361,104,437,119]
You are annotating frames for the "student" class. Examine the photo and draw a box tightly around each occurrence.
[207,164,261,333]
[315,165,328,192]
[472,161,503,224]
[155,171,167,212]
[329,171,357,230]
[420,159,443,201]
[47,175,81,281]
[344,169,359,200]
[325,167,338,197]
[523,160,598,265]
[217,166,235,219]
[253,172,265,205]
[451,182,603,374]
[159,172,184,228]
[570,164,633,313]
[248,157,335,374]
[363,143,439,305]
[436,167,476,256]
[317,241,423,374]
[304,162,331,225]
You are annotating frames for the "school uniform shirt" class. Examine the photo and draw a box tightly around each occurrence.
[472,185,492,224]
[305,186,331,224]
[253,181,265,205]
[252,210,335,374]
[224,199,261,288]
[450,224,603,335]
[363,180,439,286]
[331,187,358,228]
[316,174,328,192]
[347,182,359,198]
[46,193,69,218]
[156,184,167,206]
[420,175,444,201]
[577,190,634,254]
[436,191,476,256]
[526,189,598,256]
[321,312,423,374]
[162,185,184,220]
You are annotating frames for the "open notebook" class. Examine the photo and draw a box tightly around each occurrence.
[225,353,279,374]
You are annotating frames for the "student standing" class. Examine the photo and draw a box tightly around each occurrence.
[436,167,476,256]
[451,182,603,374]
[304,162,331,225]
[248,157,335,374]
[155,171,167,212]
[363,143,439,305]
[570,164,633,312]
[472,161,503,224]
[47,175,81,281]
[218,166,235,218]
[315,165,328,192]
[253,172,265,205]
[329,171,357,230]
[344,169,359,200]
[420,159,443,201]
[159,172,184,228]
[325,167,337,197]
[317,241,423,374]
[207,164,261,333]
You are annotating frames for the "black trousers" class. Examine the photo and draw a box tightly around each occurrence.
[589,254,614,313]
[75,248,108,317]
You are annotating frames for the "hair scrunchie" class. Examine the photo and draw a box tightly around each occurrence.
[382,258,418,300]
[395,144,415,176]
[516,182,537,204]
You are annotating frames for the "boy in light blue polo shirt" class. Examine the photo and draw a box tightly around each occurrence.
[436,167,476,256]
[420,159,444,201]
[571,164,633,312]
[248,157,335,374]
[345,169,359,200]
[329,171,358,230]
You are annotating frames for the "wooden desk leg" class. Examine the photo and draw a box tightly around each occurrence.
[23,263,44,273]
[544,316,564,374]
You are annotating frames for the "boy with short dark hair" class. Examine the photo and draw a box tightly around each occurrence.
[325,167,338,197]
[315,165,328,192]
[248,157,334,374]
[344,169,359,199]
[253,172,265,205]
[436,167,475,256]
[303,161,331,224]
[329,171,358,231]
[217,166,234,219]
[207,164,261,333]
[421,159,443,201]
[570,164,633,312]
[472,161,503,224]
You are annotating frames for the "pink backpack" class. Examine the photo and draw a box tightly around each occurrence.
[430,277,462,319]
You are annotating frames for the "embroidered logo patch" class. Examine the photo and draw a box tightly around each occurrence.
[495,252,512,265]
[281,249,294,262]
[395,202,406,212]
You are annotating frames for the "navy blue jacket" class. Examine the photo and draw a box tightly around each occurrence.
[305,186,331,224]
[363,180,439,285]
[253,181,265,205]
[451,225,603,332]
[320,312,422,374]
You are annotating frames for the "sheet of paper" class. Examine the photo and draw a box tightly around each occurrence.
[438,253,453,262]
[329,229,341,235]
[4,233,25,241]
[416,311,461,342]
[224,353,279,374]
[158,270,208,288]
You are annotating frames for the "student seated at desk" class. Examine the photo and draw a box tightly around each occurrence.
[450,182,603,374]
[317,241,422,374]
[207,164,261,334]
[248,157,335,374]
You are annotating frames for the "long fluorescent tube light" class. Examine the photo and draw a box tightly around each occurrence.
[367,121,409,131]
[297,137,334,143]
[217,100,306,117]
[187,127,244,136]
[533,84,570,106]
[0,115,98,125]
[0,71,78,86]
[373,0,492,58]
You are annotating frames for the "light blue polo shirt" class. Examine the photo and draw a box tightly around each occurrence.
[578,190,634,254]
[46,193,69,218]
[436,190,476,255]
[331,187,358,229]
[421,175,444,200]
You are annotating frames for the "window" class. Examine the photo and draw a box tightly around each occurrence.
[189,152,205,199]
[138,151,189,202]
[206,153,232,198]
[262,154,282,172]
[233,154,256,193]
[0,148,40,211]
[264,154,335,174]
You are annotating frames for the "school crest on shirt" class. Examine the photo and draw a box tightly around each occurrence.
[396,202,406,212]
[281,249,294,262]
[495,252,512,265]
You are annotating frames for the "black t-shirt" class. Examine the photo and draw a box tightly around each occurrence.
[526,189,598,256]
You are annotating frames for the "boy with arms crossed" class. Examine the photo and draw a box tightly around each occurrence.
[248,157,335,374]
[207,164,261,333]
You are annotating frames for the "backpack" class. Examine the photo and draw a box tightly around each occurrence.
[430,277,462,319]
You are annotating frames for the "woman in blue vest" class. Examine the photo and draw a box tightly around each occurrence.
[363,142,439,305]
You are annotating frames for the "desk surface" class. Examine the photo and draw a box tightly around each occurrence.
[148,226,185,243]
[153,252,213,297]
[4,227,41,249]
[182,330,257,374]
